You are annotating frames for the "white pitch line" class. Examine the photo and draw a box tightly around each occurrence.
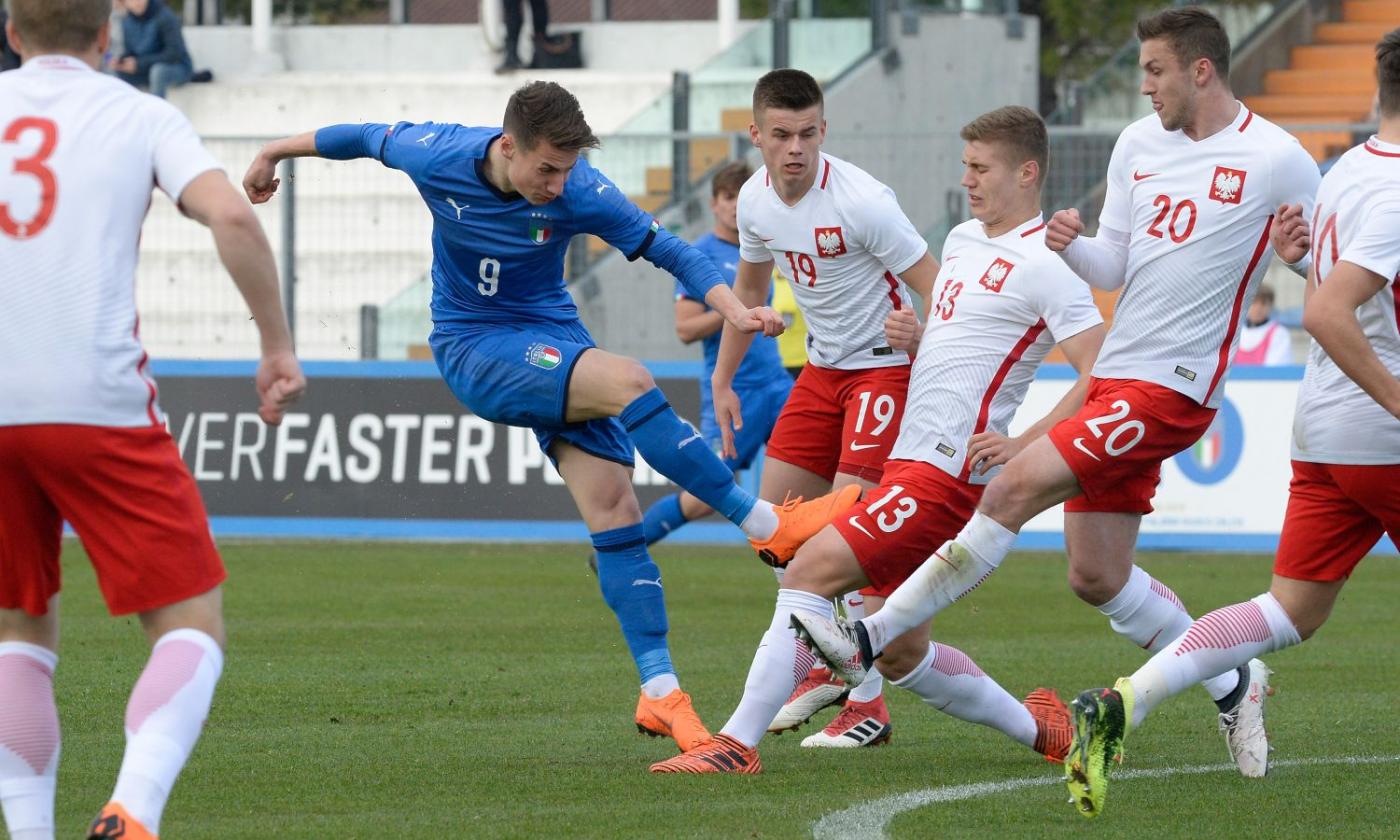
[811,754,1400,840]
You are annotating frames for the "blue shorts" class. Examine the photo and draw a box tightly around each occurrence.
[429,319,634,467]
[701,377,793,472]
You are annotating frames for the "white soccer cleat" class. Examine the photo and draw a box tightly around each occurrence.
[1219,658,1273,778]
[789,610,874,687]
[800,697,892,748]
[768,666,848,733]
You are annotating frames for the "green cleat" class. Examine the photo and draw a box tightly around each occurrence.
[1064,678,1135,819]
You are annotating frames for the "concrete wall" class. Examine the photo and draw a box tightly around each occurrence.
[572,10,1039,361]
[182,21,755,78]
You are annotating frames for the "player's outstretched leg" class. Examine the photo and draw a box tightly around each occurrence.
[650,588,835,774]
[1065,681,1134,819]
[618,388,860,564]
[592,524,710,751]
[0,642,60,840]
[91,627,224,840]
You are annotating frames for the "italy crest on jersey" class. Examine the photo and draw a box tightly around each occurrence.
[526,342,562,369]
[1208,166,1246,205]
[528,212,552,245]
[979,258,1014,293]
[814,226,848,258]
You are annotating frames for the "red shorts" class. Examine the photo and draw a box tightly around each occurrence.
[1274,460,1400,582]
[765,364,910,483]
[1048,378,1215,515]
[0,424,225,617]
[831,460,984,597]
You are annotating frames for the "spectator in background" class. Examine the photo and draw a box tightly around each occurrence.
[111,0,191,99]
[771,268,808,379]
[496,0,549,74]
[1234,284,1292,366]
[0,10,21,71]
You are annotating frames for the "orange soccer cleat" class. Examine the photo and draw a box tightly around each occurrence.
[635,689,712,752]
[88,802,157,840]
[649,734,762,774]
[1025,687,1074,763]
[750,484,863,567]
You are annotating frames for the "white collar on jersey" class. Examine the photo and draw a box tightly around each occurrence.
[21,55,94,73]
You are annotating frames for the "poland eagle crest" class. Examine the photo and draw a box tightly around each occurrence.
[814,226,848,258]
[1209,166,1246,205]
[979,257,1014,293]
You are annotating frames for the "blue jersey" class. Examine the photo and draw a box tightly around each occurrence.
[677,233,786,411]
[315,121,725,327]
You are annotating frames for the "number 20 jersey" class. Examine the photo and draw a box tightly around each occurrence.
[736,153,927,371]
[1089,104,1319,408]
[0,56,221,427]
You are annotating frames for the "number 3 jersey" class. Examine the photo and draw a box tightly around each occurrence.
[888,216,1102,483]
[1292,136,1400,465]
[736,153,927,370]
[1089,104,1319,408]
[0,56,221,427]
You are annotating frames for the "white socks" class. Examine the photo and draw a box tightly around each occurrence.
[1097,566,1239,701]
[739,503,779,542]
[641,673,680,699]
[1127,592,1301,728]
[111,629,224,835]
[720,589,833,747]
[863,512,1014,653]
[841,592,884,704]
[891,642,1036,748]
[0,643,60,840]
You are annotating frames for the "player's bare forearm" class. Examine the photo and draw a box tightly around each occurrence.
[244,132,321,204]
[1024,324,1106,439]
[1303,263,1400,418]
[897,252,939,302]
[703,283,753,327]
[258,131,322,165]
[713,320,756,391]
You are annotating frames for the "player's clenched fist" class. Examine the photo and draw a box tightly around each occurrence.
[1045,208,1083,252]
[735,305,786,337]
[242,153,281,204]
[1270,202,1310,264]
[884,307,921,353]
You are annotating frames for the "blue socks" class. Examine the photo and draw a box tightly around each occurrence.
[619,387,756,525]
[592,523,674,685]
[642,493,690,545]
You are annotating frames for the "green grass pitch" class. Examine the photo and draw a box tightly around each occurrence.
[44,542,1400,838]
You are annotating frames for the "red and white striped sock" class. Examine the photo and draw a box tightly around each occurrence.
[843,593,885,704]
[1127,592,1300,728]
[891,642,1037,748]
[1097,566,1239,701]
[0,642,59,840]
[110,629,224,835]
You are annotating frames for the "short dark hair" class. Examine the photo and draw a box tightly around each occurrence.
[960,106,1049,184]
[502,81,600,153]
[10,0,109,54]
[1378,28,1400,118]
[711,161,752,198]
[1136,6,1231,81]
[1253,284,1275,306]
[752,69,823,119]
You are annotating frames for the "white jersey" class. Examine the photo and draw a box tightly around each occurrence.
[1291,136,1400,466]
[1090,104,1319,408]
[0,56,219,427]
[737,153,927,370]
[889,215,1102,483]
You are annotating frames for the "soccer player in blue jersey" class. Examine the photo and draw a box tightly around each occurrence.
[242,81,858,751]
[638,161,793,547]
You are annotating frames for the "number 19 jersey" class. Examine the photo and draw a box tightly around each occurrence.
[0,56,221,427]
[1090,105,1319,408]
[737,153,928,370]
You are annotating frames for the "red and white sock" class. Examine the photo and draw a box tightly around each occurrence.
[1127,592,1301,728]
[842,592,885,704]
[720,589,833,747]
[110,629,224,835]
[1097,566,1240,702]
[0,642,60,840]
[891,642,1037,748]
